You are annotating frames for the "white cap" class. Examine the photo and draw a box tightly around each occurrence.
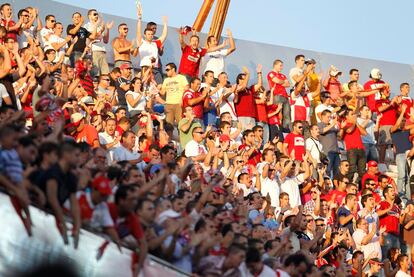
[370,68,382,80]
[156,209,181,225]
[329,65,341,77]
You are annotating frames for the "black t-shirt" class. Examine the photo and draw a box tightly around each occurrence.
[66,24,91,53]
[37,163,77,206]
[1,72,20,109]
[115,76,131,108]
[391,130,412,154]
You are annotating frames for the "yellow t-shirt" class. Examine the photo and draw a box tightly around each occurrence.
[162,74,188,104]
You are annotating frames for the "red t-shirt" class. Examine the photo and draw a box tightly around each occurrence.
[267,71,288,98]
[378,201,401,235]
[375,99,397,126]
[400,96,413,120]
[361,172,379,190]
[284,133,305,161]
[182,89,203,119]
[343,122,364,150]
[267,104,281,125]
[363,80,385,111]
[255,98,268,123]
[108,202,144,241]
[75,124,99,148]
[327,189,347,206]
[1,19,18,41]
[178,45,207,78]
[235,85,257,118]
[238,144,261,166]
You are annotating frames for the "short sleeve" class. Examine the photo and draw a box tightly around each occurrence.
[185,141,199,157]
[128,214,144,240]
[155,40,162,49]
[200,48,208,57]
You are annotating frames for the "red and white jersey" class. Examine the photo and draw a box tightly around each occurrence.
[64,191,114,229]
[138,39,162,68]
[290,92,312,122]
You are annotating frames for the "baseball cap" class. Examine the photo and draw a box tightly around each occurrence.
[305,58,316,64]
[329,65,342,77]
[367,160,378,168]
[80,96,95,105]
[219,134,231,143]
[70,112,84,126]
[92,176,112,196]
[370,68,382,80]
[369,258,384,266]
[157,209,181,225]
[119,63,132,70]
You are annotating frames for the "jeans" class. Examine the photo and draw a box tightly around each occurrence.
[364,143,379,163]
[396,152,408,197]
[274,95,291,131]
[382,233,400,259]
[238,116,256,131]
[70,51,83,68]
[347,148,366,183]
[257,122,269,144]
[327,152,340,178]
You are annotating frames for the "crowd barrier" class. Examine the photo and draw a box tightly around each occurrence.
[0,192,190,277]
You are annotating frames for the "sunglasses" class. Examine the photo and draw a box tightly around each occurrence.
[123,28,129,31]
[93,13,98,16]
[194,131,203,134]
[307,219,314,223]
[316,224,326,227]
[297,126,303,129]
[311,191,317,194]
[22,14,29,18]
[102,78,110,81]
[50,20,56,23]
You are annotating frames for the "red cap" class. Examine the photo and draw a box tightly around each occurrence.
[367,160,378,168]
[119,63,132,70]
[219,134,231,143]
[92,176,112,196]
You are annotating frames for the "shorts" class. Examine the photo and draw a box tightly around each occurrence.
[378,125,392,145]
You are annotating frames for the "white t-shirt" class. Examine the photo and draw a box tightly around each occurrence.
[84,22,106,52]
[0,83,9,106]
[305,137,322,163]
[98,131,120,164]
[314,103,334,123]
[261,177,280,207]
[48,34,68,63]
[40,27,54,47]
[201,49,227,78]
[352,228,382,260]
[289,67,303,86]
[138,40,161,68]
[184,140,207,157]
[281,173,304,207]
[113,145,140,163]
[395,270,411,277]
[237,182,257,197]
[125,90,146,113]
[217,87,237,120]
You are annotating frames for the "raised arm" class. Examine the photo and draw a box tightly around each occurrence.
[136,5,143,46]
[224,29,235,56]
[178,27,187,49]
[254,64,263,91]
[158,16,168,44]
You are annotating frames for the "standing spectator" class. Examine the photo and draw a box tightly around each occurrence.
[305,124,322,164]
[0,3,19,41]
[40,14,56,47]
[113,130,141,165]
[84,9,113,75]
[112,23,138,68]
[391,104,413,199]
[216,72,237,121]
[115,63,133,109]
[395,254,411,277]
[342,68,363,92]
[99,118,120,164]
[49,22,72,63]
[357,105,379,162]
[323,65,343,104]
[182,77,205,125]
[363,68,386,112]
[201,70,219,126]
[338,193,357,234]
[315,91,337,123]
[267,59,290,130]
[376,86,399,163]
[289,54,305,86]
[177,28,226,80]
[280,157,311,208]
[125,77,150,116]
[234,65,262,130]
[377,186,401,258]
[160,62,188,125]
[358,193,379,232]
[361,161,379,190]
[38,142,81,248]
[318,110,340,177]
[66,12,97,67]
[184,127,207,162]
[136,6,167,83]
[238,129,261,166]
[254,87,269,143]
[399,83,412,120]
[339,109,367,183]
[179,106,202,149]
[201,28,236,78]
[400,201,414,264]
[283,120,305,161]
[71,112,100,148]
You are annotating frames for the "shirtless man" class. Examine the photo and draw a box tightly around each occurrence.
[112,23,138,68]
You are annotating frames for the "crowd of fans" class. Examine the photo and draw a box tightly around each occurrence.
[1,2,414,277]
